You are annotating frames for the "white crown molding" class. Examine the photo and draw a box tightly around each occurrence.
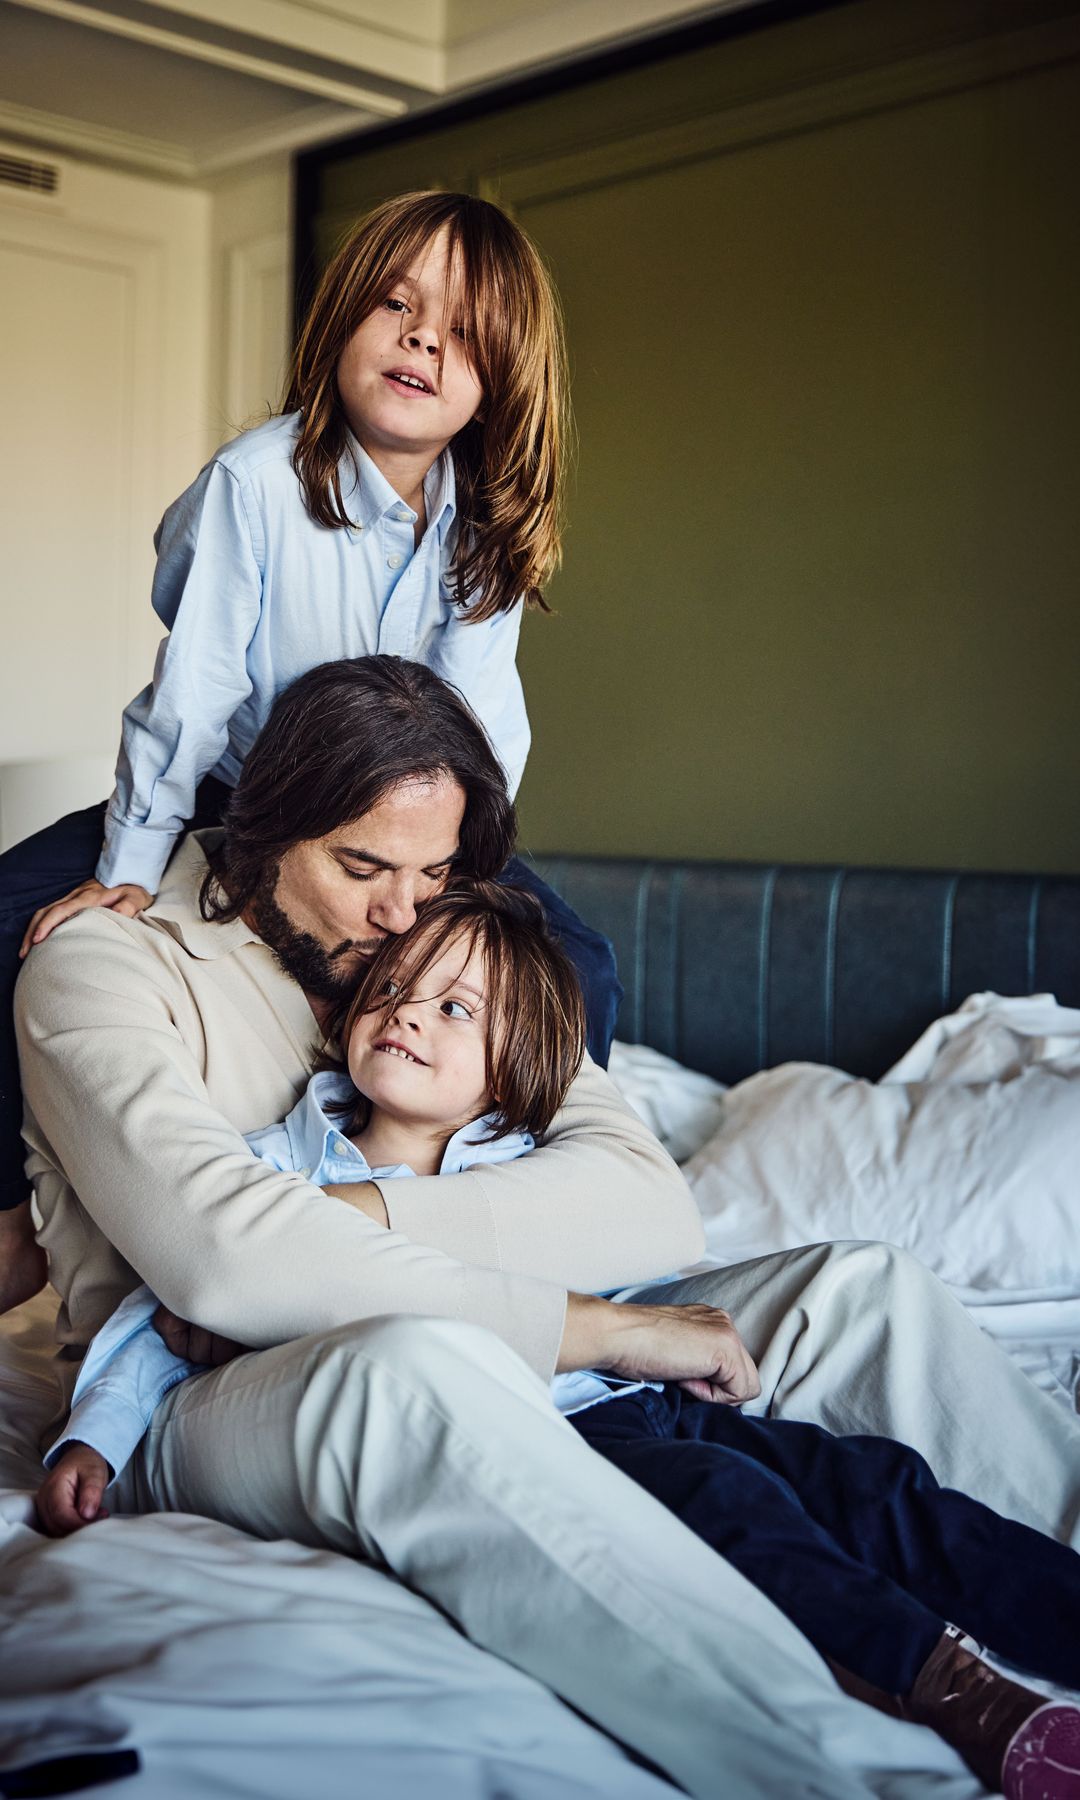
[0,99,197,179]
[195,102,376,174]
[145,0,446,60]
[5,0,425,108]
[0,95,382,181]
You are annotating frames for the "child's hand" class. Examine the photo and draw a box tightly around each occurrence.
[20,880,154,956]
[152,1304,247,1367]
[36,1442,111,1536]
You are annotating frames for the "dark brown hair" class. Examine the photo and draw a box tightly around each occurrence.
[328,881,585,1142]
[283,189,570,622]
[201,657,516,922]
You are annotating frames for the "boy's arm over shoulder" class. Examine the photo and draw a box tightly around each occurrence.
[15,910,568,1378]
[381,1054,706,1291]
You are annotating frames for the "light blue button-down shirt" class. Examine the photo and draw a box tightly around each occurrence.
[46,1074,653,1484]
[98,413,531,893]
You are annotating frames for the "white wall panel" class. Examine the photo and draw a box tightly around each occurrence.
[0,159,209,784]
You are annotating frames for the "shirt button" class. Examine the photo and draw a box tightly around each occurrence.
[336,1139,351,1156]
[392,507,411,522]
[387,553,403,570]
[299,1166,311,1178]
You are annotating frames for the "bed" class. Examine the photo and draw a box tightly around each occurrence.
[3,854,1079,1799]
[532,856,1080,1409]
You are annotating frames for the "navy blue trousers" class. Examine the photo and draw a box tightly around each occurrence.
[572,1384,1080,1696]
[0,790,621,1208]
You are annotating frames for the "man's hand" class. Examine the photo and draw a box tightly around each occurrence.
[19,880,154,957]
[36,1442,111,1536]
[152,1304,248,1367]
[558,1295,761,1405]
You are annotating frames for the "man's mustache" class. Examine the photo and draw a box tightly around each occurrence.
[327,937,382,961]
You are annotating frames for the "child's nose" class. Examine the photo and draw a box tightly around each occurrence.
[401,313,441,357]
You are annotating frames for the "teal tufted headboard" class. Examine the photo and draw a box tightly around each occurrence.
[524,857,1080,1084]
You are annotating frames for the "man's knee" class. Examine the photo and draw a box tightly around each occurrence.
[813,1238,947,1309]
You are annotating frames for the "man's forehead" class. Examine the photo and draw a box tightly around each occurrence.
[328,776,465,859]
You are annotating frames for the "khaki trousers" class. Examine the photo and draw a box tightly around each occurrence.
[120,1240,1077,1796]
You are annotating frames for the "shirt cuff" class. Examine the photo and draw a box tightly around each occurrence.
[459,1269,568,1383]
[44,1393,152,1487]
[96,818,181,893]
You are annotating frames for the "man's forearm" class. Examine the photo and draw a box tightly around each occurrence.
[380,1058,705,1292]
[556,1294,621,1372]
[557,1293,760,1405]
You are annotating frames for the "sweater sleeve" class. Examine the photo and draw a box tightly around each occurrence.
[16,918,568,1380]
[381,1056,705,1289]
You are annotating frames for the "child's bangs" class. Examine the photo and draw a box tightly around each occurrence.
[474,918,520,1047]
[361,204,476,321]
[372,910,488,1021]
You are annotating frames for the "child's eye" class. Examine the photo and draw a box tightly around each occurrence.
[385,297,408,314]
[440,999,472,1020]
[383,980,401,998]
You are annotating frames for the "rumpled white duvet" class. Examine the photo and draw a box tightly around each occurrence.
[3,995,1076,1797]
[661,993,1080,1410]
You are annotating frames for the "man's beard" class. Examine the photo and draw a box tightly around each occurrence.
[249,876,373,1003]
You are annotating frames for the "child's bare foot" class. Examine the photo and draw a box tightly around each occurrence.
[0,1198,47,1313]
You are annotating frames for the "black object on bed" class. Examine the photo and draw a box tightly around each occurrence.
[525,857,1080,1085]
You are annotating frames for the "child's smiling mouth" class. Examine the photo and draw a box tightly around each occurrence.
[373,1038,427,1065]
[383,367,436,397]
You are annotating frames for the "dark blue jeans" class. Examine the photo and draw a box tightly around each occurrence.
[0,795,620,1209]
[573,1384,1080,1696]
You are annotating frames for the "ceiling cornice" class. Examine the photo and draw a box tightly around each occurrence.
[4,0,428,106]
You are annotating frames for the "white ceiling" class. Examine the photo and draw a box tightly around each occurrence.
[0,0,754,180]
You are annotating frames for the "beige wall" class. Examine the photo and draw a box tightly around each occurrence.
[305,0,1080,874]
[0,147,290,826]
[0,158,210,769]
[206,156,292,442]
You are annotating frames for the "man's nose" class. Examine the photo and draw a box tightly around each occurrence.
[371,878,418,936]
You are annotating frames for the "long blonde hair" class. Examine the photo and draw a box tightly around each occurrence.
[284,190,570,621]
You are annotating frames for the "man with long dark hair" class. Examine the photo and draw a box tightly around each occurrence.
[15,657,1080,1799]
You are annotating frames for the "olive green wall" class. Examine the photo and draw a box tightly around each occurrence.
[303,0,1080,872]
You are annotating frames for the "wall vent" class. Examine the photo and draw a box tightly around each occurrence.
[0,152,60,195]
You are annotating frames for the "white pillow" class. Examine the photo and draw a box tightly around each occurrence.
[683,994,1080,1296]
[607,1040,726,1166]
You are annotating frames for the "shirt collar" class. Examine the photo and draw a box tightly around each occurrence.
[423,450,457,545]
[279,1077,533,1179]
[342,436,457,545]
[439,1114,533,1172]
[145,831,258,962]
[284,1070,363,1175]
